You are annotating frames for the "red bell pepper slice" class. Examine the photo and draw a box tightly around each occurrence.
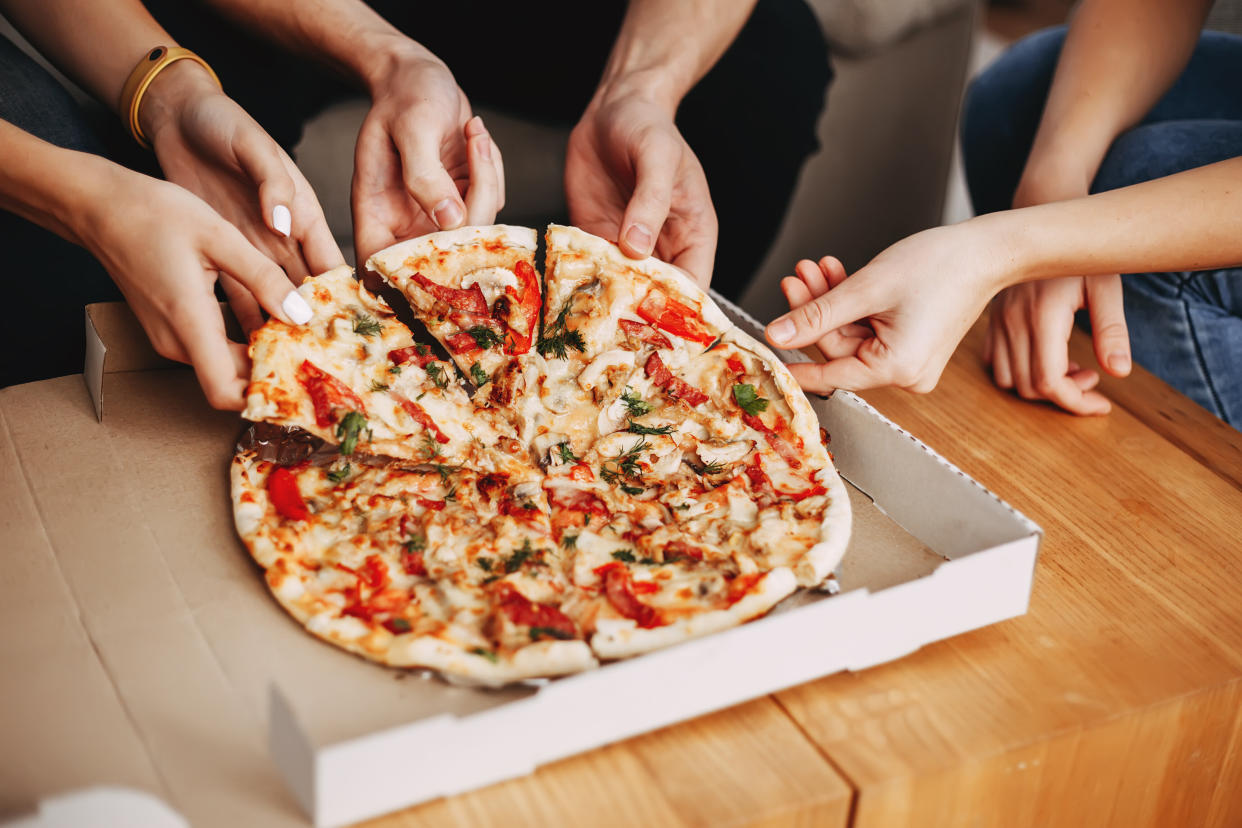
[388,344,437,368]
[501,260,541,355]
[636,289,715,345]
[297,360,366,428]
[266,466,310,521]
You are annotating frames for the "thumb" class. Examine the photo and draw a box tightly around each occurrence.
[618,134,677,259]
[1085,274,1131,377]
[765,276,876,350]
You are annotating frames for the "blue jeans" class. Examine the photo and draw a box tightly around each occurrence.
[962,27,1242,427]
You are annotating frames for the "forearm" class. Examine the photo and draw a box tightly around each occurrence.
[0,119,110,247]
[1023,0,1211,189]
[595,0,758,112]
[187,0,424,92]
[0,0,171,110]
[986,156,1242,289]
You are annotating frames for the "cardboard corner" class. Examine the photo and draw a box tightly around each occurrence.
[81,302,244,422]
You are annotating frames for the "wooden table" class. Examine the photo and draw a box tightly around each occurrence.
[363,320,1242,828]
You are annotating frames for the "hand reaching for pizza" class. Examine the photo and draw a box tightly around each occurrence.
[143,61,343,332]
[764,225,1001,394]
[984,275,1131,415]
[352,48,504,266]
[75,162,312,411]
[982,177,1132,415]
[566,85,717,289]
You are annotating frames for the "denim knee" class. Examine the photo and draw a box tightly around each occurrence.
[0,35,105,155]
[961,26,1066,214]
[1093,119,1242,193]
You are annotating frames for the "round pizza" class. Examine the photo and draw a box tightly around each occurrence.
[231,224,850,686]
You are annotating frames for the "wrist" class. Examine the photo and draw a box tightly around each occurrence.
[354,35,441,96]
[138,59,222,144]
[591,68,681,118]
[965,210,1037,295]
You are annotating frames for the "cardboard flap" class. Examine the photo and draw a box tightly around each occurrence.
[84,302,242,422]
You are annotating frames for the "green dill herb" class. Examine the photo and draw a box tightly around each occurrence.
[352,313,382,337]
[674,503,692,511]
[476,557,493,572]
[620,484,645,496]
[556,442,579,464]
[562,534,578,550]
[620,387,652,417]
[386,618,412,633]
[732,383,770,417]
[404,534,426,552]
[465,325,503,350]
[388,364,402,375]
[481,575,499,585]
[626,420,673,435]
[369,380,390,393]
[611,550,636,563]
[425,362,448,389]
[699,460,727,475]
[536,303,586,359]
[326,463,351,484]
[530,626,573,641]
[504,539,535,573]
[640,557,660,565]
[470,362,490,387]
[470,647,499,663]
[336,411,369,456]
[420,432,443,461]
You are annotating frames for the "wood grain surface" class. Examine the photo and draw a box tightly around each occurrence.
[365,319,1242,827]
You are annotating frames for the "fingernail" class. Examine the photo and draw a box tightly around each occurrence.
[272,204,292,237]
[1109,353,1131,373]
[433,199,464,230]
[466,115,484,136]
[768,318,796,345]
[282,290,312,325]
[625,223,653,255]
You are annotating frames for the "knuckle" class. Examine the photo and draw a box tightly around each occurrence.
[796,299,829,334]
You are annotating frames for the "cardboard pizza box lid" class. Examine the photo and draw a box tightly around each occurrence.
[0,296,1040,827]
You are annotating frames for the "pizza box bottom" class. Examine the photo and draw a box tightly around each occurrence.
[0,296,1040,828]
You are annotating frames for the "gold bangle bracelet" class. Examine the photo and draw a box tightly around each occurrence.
[118,46,221,149]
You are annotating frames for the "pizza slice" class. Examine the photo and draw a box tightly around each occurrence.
[530,224,732,459]
[243,265,524,473]
[231,445,594,686]
[365,226,541,400]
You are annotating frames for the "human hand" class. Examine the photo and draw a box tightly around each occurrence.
[984,275,1131,415]
[983,177,1131,415]
[764,224,1003,393]
[76,162,312,410]
[352,48,503,265]
[143,61,342,332]
[566,82,716,288]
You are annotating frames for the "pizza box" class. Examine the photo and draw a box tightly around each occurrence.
[0,296,1040,828]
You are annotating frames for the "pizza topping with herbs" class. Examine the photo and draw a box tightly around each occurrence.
[644,352,709,407]
[298,360,366,428]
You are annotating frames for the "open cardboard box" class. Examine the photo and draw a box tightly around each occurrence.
[0,297,1040,827]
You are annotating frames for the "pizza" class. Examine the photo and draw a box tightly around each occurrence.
[231,224,850,686]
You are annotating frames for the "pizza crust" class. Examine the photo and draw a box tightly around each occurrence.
[589,568,799,659]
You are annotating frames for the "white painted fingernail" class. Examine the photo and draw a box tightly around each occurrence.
[282,290,312,325]
[273,204,292,237]
[768,318,796,345]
